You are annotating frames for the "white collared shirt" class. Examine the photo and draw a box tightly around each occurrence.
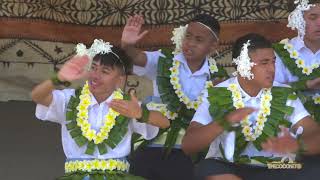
[275,36,320,83]
[192,77,310,159]
[133,51,211,100]
[35,89,158,159]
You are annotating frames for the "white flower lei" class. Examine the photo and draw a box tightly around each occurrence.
[65,159,129,173]
[280,38,320,75]
[313,93,320,104]
[227,83,272,141]
[287,0,315,39]
[169,25,218,110]
[233,40,256,80]
[76,81,123,144]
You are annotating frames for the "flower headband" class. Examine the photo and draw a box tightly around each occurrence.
[233,40,256,80]
[287,0,315,39]
[75,39,122,71]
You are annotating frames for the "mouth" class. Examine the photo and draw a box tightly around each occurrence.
[183,49,193,56]
[89,79,99,89]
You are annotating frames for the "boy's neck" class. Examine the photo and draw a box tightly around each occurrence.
[237,77,262,97]
[92,91,113,104]
[186,58,205,73]
[304,37,320,53]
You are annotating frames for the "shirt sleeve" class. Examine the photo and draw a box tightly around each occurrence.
[35,89,74,124]
[191,91,213,125]
[133,51,164,81]
[286,97,310,127]
[130,120,159,140]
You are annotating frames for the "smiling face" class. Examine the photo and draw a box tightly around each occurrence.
[248,48,276,89]
[181,22,218,63]
[88,60,124,100]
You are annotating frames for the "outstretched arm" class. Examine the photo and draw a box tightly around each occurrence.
[121,15,149,67]
[31,56,89,106]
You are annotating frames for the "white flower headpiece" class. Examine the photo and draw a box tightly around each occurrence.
[75,39,120,70]
[233,40,256,80]
[171,25,188,55]
[287,0,315,39]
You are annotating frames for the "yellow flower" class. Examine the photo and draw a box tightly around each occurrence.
[284,43,293,51]
[242,126,252,136]
[290,50,299,59]
[313,94,320,104]
[85,129,96,141]
[210,65,218,72]
[234,101,244,109]
[295,59,304,68]
[303,67,311,75]
[228,84,237,91]
[233,92,242,99]
[262,107,271,116]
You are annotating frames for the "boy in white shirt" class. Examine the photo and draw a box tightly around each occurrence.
[274,0,320,123]
[31,40,169,180]
[182,33,320,180]
[121,14,228,180]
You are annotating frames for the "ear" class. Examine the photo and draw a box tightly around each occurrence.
[208,40,219,56]
[116,74,126,90]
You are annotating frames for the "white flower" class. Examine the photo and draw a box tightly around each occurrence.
[312,94,320,104]
[287,0,315,39]
[228,85,272,142]
[233,40,256,80]
[283,41,318,76]
[171,25,188,55]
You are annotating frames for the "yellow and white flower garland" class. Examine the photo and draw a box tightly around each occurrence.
[169,59,216,110]
[280,39,320,75]
[313,93,320,104]
[227,84,272,141]
[77,81,123,144]
[146,102,178,120]
[65,159,129,173]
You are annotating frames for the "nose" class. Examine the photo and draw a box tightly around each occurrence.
[89,70,101,79]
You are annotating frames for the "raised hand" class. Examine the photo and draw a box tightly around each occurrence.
[225,107,255,125]
[261,127,299,154]
[121,15,149,48]
[58,55,89,82]
[108,90,142,119]
[306,77,320,90]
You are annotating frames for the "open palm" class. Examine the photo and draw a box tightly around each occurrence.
[121,15,148,47]
[58,55,89,82]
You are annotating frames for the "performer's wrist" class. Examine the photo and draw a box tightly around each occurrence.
[51,73,71,87]
[216,118,233,131]
[136,104,150,123]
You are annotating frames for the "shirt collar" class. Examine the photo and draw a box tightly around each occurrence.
[174,53,210,76]
[234,77,264,102]
[89,92,114,107]
[290,36,305,52]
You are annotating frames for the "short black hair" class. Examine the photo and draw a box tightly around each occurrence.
[93,46,132,75]
[191,14,220,36]
[232,33,272,59]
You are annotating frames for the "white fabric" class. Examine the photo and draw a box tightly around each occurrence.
[192,77,310,160]
[275,36,320,83]
[36,89,158,159]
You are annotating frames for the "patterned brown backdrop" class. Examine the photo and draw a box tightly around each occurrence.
[0,0,296,101]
